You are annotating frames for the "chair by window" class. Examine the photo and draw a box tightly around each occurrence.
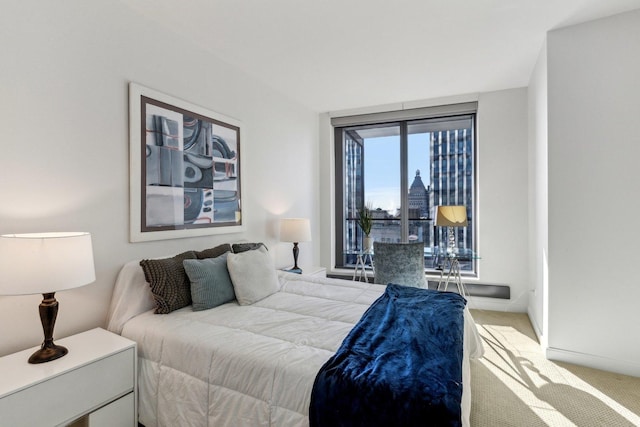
[373,241,427,288]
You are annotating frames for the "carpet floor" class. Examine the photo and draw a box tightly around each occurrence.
[469,310,640,427]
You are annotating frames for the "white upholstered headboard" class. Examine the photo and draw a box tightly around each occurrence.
[105,260,155,334]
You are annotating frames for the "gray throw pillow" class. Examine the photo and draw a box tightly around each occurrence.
[140,251,197,314]
[227,246,279,305]
[231,242,268,253]
[196,243,232,259]
[183,254,236,311]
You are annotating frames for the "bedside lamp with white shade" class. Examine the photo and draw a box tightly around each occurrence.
[0,232,95,364]
[279,218,311,273]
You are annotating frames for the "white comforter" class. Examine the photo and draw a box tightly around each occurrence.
[113,269,483,427]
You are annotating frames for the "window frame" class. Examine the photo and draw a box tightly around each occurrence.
[332,102,479,277]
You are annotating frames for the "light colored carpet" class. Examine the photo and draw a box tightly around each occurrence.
[469,310,640,427]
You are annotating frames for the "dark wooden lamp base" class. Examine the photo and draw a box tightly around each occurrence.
[292,242,302,273]
[28,292,68,364]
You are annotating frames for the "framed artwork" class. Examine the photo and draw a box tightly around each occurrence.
[129,83,244,242]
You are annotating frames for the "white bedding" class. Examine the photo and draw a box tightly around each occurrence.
[107,261,483,427]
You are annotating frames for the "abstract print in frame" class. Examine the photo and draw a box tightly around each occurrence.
[129,83,244,242]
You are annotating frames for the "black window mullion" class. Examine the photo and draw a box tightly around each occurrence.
[400,123,409,242]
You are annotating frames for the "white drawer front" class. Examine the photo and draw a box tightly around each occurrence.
[0,348,134,427]
[89,391,135,427]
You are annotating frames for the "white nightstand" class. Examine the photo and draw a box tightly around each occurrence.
[301,266,326,277]
[0,328,137,427]
[281,266,327,277]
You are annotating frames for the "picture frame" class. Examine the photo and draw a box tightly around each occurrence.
[129,83,244,242]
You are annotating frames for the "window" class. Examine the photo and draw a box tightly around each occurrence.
[333,103,477,275]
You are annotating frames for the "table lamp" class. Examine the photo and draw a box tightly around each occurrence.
[435,206,468,253]
[279,218,311,273]
[0,232,95,364]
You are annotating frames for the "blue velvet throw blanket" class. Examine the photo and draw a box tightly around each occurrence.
[310,285,466,427]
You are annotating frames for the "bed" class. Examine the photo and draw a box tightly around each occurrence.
[106,253,484,427]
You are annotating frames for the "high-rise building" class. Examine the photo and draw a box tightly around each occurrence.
[430,128,473,249]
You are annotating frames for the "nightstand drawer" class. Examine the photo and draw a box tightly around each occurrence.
[89,391,135,427]
[0,347,134,426]
[0,329,136,427]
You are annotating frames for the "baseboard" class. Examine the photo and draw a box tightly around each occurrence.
[526,307,544,345]
[546,347,640,377]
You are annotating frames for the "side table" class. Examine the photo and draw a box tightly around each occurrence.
[352,251,374,282]
[0,328,137,427]
[436,250,480,297]
[281,266,327,277]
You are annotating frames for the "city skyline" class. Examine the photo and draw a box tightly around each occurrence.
[363,133,431,214]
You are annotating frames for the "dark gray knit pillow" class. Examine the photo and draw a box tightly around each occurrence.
[196,243,232,259]
[232,242,268,253]
[140,251,197,314]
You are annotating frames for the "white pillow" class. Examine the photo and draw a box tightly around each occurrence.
[227,246,280,305]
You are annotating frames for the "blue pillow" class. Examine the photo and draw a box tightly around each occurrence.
[183,254,235,311]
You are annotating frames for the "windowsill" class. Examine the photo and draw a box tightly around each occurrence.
[327,268,508,299]
[328,267,479,280]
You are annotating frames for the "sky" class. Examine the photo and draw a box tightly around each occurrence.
[364,133,430,214]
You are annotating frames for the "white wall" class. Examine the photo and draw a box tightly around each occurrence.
[321,88,531,312]
[476,89,530,311]
[0,1,319,356]
[546,10,640,376]
[527,41,549,345]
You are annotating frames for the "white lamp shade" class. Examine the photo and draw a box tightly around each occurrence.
[435,206,468,227]
[0,232,95,295]
[279,218,311,243]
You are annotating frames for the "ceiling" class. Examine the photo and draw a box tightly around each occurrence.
[121,0,640,112]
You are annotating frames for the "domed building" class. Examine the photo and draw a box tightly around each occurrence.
[408,169,431,219]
